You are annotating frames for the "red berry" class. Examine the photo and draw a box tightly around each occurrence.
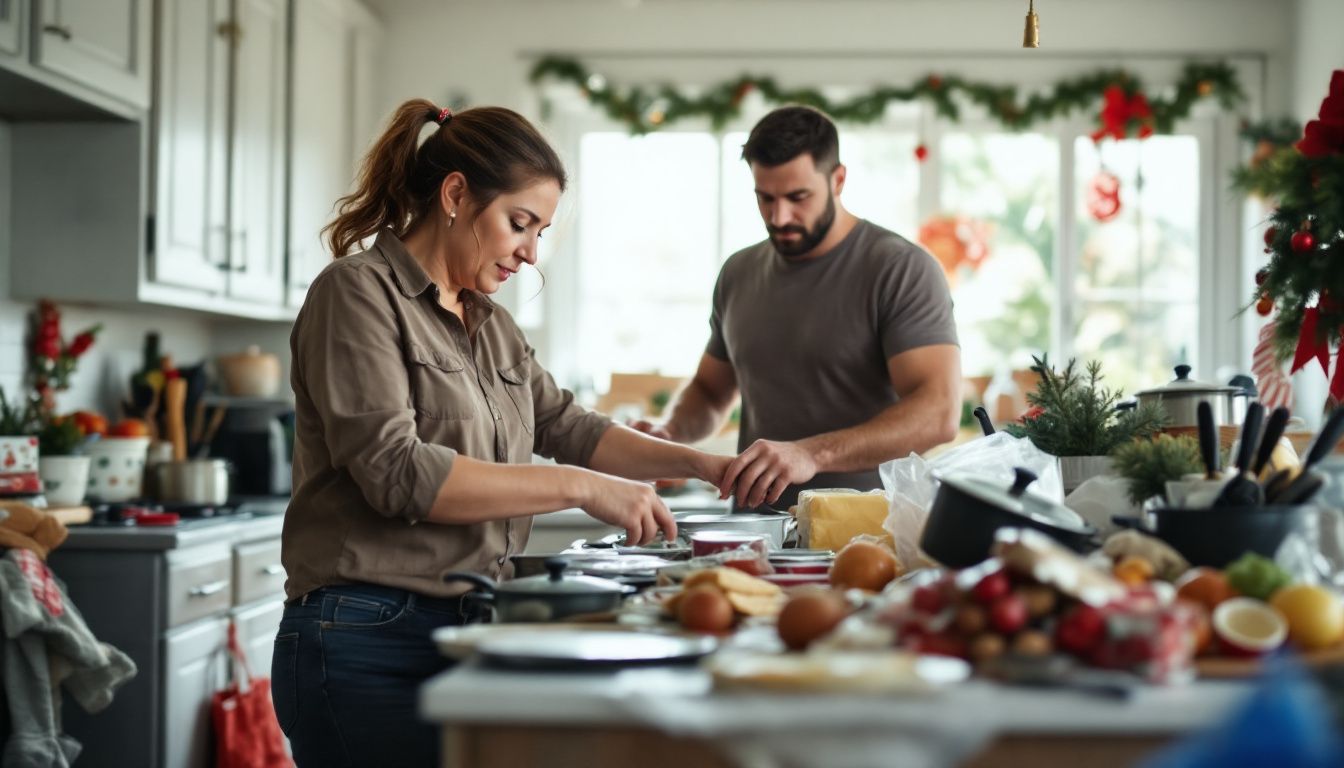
[1263,227,1277,248]
[1254,269,1268,286]
[1056,604,1107,655]
[1256,296,1274,316]
[1291,231,1315,253]
[971,570,1011,604]
[989,594,1028,634]
[911,584,948,615]
[915,632,967,659]
[914,144,929,162]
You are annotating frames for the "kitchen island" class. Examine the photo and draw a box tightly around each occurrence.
[421,658,1253,768]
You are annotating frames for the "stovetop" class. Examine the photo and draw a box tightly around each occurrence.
[83,501,246,528]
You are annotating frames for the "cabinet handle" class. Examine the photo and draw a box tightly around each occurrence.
[215,21,242,45]
[261,564,285,576]
[188,580,229,598]
[43,24,73,41]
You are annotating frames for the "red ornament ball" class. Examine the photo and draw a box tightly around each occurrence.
[914,144,929,162]
[1255,269,1268,286]
[1263,227,1277,248]
[1256,296,1274,316]
[1291,231,1316,253]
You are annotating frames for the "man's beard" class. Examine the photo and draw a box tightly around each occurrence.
[768,192,836,258]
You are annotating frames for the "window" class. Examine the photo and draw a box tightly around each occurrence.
[549,104,1222,404]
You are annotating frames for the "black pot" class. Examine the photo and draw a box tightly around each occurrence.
[921,468,1098,568]
[443,558,633,623]
[1111,506,1311,568]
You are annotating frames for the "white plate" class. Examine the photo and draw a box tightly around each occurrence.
[706,651,971,694]
[476,630,718,669]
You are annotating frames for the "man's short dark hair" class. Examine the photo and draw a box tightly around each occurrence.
[741,105,840,172]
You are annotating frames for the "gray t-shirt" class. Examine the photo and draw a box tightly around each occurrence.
[707,219,958,509]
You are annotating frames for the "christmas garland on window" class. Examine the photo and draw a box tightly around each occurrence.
[529,55,1244,136]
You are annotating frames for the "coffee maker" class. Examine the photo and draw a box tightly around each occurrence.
[209,407,293,497]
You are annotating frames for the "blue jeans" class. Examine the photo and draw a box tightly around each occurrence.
[270,583,480,767]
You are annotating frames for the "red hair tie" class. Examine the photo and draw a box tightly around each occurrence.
[436,107,453,125]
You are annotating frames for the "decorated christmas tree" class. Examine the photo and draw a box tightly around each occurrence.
[1244,71,1344,406]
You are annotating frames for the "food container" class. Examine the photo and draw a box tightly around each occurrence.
[85,437,151,502]
[1134,365,1253,429]
[443,558,633,623]
[920,467,1098,568]
[217,345,282,398]
[38,455,91,506]
[690,531,769,558]
[153,459,230,505]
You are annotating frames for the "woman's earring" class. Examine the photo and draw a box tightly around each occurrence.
[449,209,457,228]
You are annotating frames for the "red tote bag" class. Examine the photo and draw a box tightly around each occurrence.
[212,621,293,768]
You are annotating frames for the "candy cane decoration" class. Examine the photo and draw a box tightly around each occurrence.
[1253,318,1294,411]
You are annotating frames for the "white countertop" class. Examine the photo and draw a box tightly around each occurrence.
[420,660,1252,766]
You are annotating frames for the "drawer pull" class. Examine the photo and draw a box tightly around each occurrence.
[43,24,74,40]
[189,580,229,598]
[261,564,285,576]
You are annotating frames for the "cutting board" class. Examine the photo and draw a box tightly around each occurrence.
[45,506,93,525]
[1196,643,1344,678]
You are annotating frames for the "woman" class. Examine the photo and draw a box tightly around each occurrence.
[272,100,728,767]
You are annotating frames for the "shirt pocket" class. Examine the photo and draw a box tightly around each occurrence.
[497,359,534,436]
[404,341,475,421]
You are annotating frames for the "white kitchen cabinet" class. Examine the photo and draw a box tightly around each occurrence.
[287,0,383,305]
[233,599,285,686]
[0,0,23,57]
[32,0,150,108]
[226,0,287,304]
[149,0,229,294]
[163,616,230,768]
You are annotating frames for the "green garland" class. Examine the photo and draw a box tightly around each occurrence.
[530,56,1245,135]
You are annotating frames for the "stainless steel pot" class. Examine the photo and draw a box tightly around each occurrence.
[153,459,230,505]
[1133,365,1253,428]
[443,558,633,622]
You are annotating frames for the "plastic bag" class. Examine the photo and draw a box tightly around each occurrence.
[880,432,1063,570]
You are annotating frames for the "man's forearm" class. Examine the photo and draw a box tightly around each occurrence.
[798,390,960,473]
[663,379,735,444]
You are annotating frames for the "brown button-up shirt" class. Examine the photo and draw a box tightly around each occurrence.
[282,231,612,599]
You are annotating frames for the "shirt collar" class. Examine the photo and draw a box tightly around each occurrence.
[374,230,434,299]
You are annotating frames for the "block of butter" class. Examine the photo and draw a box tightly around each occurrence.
[795,489,893,552]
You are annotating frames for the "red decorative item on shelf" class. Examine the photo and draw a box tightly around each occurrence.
[1086,169,1123,222]
[26,300,101,412]
[1295,70,1344,158]
[914,143,929,162]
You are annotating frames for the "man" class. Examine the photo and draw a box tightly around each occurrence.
[634,105,961,510]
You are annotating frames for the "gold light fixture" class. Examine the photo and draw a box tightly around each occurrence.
[1023,0,1040,48]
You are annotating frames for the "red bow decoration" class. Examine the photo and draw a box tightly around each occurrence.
[1296,70,1344,157]
[1293,307,1344,401]
[1091,86,1155,142]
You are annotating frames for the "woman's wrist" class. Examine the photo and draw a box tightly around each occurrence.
[558,465,595,508]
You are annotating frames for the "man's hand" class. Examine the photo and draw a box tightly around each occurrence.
[718,439,818,508]
[626,418,674,442]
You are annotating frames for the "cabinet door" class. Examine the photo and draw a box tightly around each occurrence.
[346,0,383,169]
[162,616,229,768]
[287,0,350,306]
[149,0,229,294]
[32,0,150,107]
[233,599,285,677]
[227,0,287,305]
[0,0,23,57]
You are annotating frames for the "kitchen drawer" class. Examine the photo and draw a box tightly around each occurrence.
[233,538,286,606]
[166,544,232,628]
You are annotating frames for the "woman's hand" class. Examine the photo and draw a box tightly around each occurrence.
[577,471,677,546]
[691,450,733,489]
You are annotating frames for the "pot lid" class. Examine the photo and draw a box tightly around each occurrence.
[675,512,786,523]
[496,558,629,596]
[1134,365,1244,398]
[941,468,1093,534]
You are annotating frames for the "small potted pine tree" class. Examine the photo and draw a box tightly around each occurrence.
[37,414,91,507]
[1005,356,1167,493]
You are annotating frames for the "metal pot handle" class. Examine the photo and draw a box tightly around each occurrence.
[442,572,497,593]
[1110,515,1152,532]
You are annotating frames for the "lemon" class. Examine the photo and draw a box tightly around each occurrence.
[1270,584,1344,650]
